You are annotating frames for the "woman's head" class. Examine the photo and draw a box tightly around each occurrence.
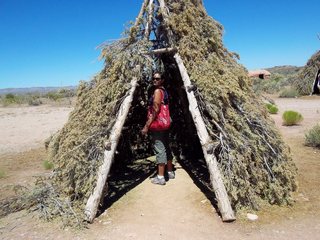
[152,72,164,87]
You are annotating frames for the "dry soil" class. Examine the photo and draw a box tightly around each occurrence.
[0,96,319,240]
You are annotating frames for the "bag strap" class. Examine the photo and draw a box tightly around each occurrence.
[158,87,169,105]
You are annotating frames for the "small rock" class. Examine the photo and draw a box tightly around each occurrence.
[201,199,207,204]
[247,213,258,221]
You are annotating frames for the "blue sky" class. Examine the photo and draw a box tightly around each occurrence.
[0,0,319,89]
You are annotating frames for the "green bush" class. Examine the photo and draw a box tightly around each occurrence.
[27,95,43,106]
[265,103,279,114]
[252,74,284,94]
[1,93,23,105]
[279,87,300,98]
[0,169,5,178]
[45,92,62,101]
[58,88,75,98]
[45,89,75,101]
[282,110,303,126]
[305,124,320,148]
[43,160,54,170]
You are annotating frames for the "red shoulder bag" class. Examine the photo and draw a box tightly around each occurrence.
[148,89,171,131]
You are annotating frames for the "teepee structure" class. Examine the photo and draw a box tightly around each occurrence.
[293,50,320,95]
[45,0,296,224]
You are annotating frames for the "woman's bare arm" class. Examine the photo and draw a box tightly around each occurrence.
[142,89,162,134]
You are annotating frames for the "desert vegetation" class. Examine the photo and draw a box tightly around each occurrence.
[252,50,320,97]
[282,110,303,126]
[252,66,301,95]
[0,88,76,107]
[0,169,5,179]
[305,124,320,148]
[43,160,54,170]
[278,87,300,98]
[265,103,279,114]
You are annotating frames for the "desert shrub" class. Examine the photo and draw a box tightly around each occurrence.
[266,103,278,114]
[305,124,320,148]
[282,110,303,126]
[256,66,301,94]
[28,98,42,106]
[58,88,76,98]
[5,93,15,101]
[45,92,62,101]
[45,89,75,101]
[1,93,23,105]
[279,87,300,98]
[253,74,283,94]
[43,160,54,170]
[27,95,43,106]
[0,169,5,178]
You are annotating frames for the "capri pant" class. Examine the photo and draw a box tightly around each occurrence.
[150,130,172,164]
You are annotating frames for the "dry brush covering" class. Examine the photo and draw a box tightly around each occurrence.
[1,0,297,224]
[164,0,296,209]
[293,50,320,95]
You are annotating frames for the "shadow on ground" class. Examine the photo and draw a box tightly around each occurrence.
[177,152,219,214]
[98,157,157,216]
[98,147,220,219]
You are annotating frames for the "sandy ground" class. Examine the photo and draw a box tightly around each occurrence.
[0,96,320,240]
[0,105,71,154]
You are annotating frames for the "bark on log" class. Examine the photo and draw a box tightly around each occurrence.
[84,78,138,222]
[158,0,174,45]
[174,53,236,222]
[144,0,154,39]
[149,47,177,55]
[134,0,149,29]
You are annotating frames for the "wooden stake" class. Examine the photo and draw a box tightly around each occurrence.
[149,47,177,55]
[134,0,149,29]
[144,0,154,39]
[157,0,174,45]
[84,78,139,223]
[174,53,236,222]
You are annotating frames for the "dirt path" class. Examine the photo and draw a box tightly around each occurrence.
[0,97,320,240]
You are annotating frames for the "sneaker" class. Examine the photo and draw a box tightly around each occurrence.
[151,176,166,185]
[168,171,175,179]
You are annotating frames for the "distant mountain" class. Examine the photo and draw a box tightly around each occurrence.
[0,86,77,95]
[266,65,302,76]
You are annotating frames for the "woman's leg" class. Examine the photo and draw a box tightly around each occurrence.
[167,160,173,172]
[158,163,165,176]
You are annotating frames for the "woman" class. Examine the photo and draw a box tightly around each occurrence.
[141,72,174,185]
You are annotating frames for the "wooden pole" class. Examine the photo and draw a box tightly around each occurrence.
[157,0,174,45]
[144,0,154,39]
[149,47,177,55]
[134,0,149,29]
[174,53,236,222]
[84,77,139,222]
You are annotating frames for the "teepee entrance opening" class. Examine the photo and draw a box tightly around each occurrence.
[98,53,210,217]
[84,43,236,222]
[83,0,236,222]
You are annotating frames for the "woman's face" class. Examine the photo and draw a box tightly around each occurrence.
[153,73,164,87]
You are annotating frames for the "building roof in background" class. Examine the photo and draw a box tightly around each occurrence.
[248,69,271,79]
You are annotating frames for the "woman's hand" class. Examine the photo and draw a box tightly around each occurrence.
[141,126,149,136]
